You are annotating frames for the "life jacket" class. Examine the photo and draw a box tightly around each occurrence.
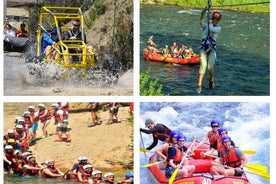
[39,109,51,121]
[53,109,67,122]
[24,116,33,128]
[22,162,39,176]
[221,147,242,168]
[153,124,171,141]
[201,35,216,51]
[79,171,92,181]
[4,152,14,161]
[207,130,220,150]
[58,102,69,112]
[41,167,60,178]
[167,146,186,165]
[12,158,24,172]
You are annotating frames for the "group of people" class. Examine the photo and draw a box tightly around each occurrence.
[86,102,121,127]
[140,119,248,180]
[3,103,133,183]
[146,35,195,59]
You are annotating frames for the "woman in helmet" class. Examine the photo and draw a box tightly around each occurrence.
[210,135,248,177]
[196,7,222,94]
[41,159,64,178]
[154,130,180,169]
[218,127,235,146]
[38,103,52,138]
[193,120,221,158]
[165,133,195,179]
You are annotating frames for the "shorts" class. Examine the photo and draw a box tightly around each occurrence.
[28,122,39,132]
[234,168,244,176]
[198,48,216,74]
[41,119,51,124]
[165,166,175,178]
[56,126,68,132]
[109,106,119,114]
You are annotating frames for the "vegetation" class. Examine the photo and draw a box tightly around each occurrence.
[140,0,270,12]
[140,67,164,96]
[85,0,107,29]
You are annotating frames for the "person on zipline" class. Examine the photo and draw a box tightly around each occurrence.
[196,7,222,94]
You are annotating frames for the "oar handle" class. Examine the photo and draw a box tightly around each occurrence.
[179,136,198,166]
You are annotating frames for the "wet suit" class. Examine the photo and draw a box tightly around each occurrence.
[140,124,171,150]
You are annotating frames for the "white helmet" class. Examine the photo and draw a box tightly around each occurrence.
[46,159,54,165]
[78,156,88,162]
[28,106,35,110]
[104,172,114,178]
[4,145,13,150]
[51,103,59,108]
[16,124,24,129]
[92,170,102,176]
[14,149,21,155]
[38,103,45,108]
[23,111,31,115]
[17,117,25,122]
[27,155,35,161]
[7,129,14,134]
[83,164,93,170]
[22,151,32,157]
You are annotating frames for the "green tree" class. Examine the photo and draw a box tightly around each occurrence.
[140,67,164,96]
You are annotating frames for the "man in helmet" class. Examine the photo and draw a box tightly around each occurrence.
[140,119,172,150]
[3,145,15,174]
[22,155,42,176]
[41,159,64,178]
[102,172,115,184]
[196,7,222,94]
[210,135,248,177]
[165,133,195,179]
[64,156,89,180]
[77,163,93,182]
[38,103,52,138]
[193,120,221,158]
[218,127,235,146]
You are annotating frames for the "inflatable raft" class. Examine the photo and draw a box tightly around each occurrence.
[143,48,200,65]
[147,142,251,184]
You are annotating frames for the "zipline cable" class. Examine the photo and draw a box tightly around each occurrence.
[213,1,269,7]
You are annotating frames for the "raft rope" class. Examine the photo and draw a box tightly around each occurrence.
[212,1,269,7]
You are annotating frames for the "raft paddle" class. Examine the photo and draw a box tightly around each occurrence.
[245,163,268,174]
[241,150,256,155]
[140,147,148,153]
[140,132,148,160]
[212,162,270,181]
[141,160,166,168]
[169,136,198,184]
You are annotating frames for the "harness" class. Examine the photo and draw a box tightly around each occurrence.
[153,124,171,141]
[201,35,216,51]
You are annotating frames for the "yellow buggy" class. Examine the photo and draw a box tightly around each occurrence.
[35,6,95,77]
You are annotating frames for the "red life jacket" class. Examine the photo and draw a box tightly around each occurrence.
[39,109,51,121]
[167,146,185,165]
[4,152,14,161]
[30,111,39,122]
[22,162,39,176]
[207,130,220,150]
[12,158,23,172]
[41,167,60,178]
[58,102,69,112]
[53,109,67,122]
[24,116,33,128]
[221,147,242,168]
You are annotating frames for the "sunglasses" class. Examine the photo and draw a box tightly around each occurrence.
[211,126,219,128]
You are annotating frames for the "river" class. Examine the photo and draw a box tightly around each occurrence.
[140,5,269,96]
[139,102,270,184]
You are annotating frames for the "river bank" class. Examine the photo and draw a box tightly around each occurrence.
[140,0,270,13]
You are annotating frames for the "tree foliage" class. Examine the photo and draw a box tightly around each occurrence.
[140,67,164,96]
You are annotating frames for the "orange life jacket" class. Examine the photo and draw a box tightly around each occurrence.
[221,147,242,168]
[207,130,221,150]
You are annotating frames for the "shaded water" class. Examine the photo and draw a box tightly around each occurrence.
[140,5,269,95]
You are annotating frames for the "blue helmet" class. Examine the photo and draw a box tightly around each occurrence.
[170,130,179,138]
[218,127,227,135]
[125,172,133,179]
[211,120,220,127]
[176,132,186,142]
[221,135,231,143]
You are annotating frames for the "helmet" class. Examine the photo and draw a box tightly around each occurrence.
[28,106,35,110]
[92,170,102,176]
[22,151,32,157]
[176,132,186,142]
[14,150,21,155]
[221,135,231,143]
[212,11,222,21]
[7,139,16,143]
[51,103,59,108]
[169,130,179,138]
[104,172,114,178]
[210,120,220,127]
[78,156,88,162]
[83,164,93,170]
[5,145,13,150]
[23,111,31,115]
[125,172,133,179]
[46,159,54,165]
[27,155,35,161]
[16,124,23,129]
[38,103,45,108]
[145,119,154,128]
[17,117,25,122]
[218,127,227,135]
[7,129,14,134]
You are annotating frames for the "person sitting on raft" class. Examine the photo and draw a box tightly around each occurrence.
[147,35,159,54]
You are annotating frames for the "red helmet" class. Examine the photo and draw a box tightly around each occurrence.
[212,11,222,21]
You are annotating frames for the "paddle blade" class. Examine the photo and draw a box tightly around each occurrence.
[169,167,179,184]
[242,150,256,155]
[259,172,270,181]
[246,163,267,173]
[140,147,148,152]
[141,161,164,168]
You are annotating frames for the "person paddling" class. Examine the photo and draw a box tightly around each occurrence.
[140,119,171,151]
[196,4,222,93]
